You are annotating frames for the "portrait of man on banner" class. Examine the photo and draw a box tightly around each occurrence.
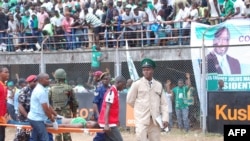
[206,26,241,75]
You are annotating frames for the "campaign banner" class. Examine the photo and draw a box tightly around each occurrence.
[207,91,250,134]
[190,19,250,95]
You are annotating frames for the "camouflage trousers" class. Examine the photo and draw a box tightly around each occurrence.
[14,128,31,141]
[55,108,72,141]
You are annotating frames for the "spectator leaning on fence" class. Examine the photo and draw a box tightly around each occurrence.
[244,0,250,18]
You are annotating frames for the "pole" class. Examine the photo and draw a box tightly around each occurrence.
[40,36,49,73]
[201,27,210,133]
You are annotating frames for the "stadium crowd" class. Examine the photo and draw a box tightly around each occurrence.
[0,0,249,52]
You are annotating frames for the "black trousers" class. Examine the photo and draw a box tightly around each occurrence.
[0,126,5,141]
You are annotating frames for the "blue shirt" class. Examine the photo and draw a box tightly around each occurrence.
[14,89,21,114]
[93,84,109,113]
[27,83,49,121]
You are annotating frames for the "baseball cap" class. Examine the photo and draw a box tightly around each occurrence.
[93,71,103,77]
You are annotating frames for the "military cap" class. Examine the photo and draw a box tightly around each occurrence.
[26,75,37,83]
[141,58,156,69]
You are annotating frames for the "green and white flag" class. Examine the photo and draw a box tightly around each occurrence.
[126,40,139,81]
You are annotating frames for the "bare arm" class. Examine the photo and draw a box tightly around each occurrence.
[18,103,28,118]
[42,103,54,122]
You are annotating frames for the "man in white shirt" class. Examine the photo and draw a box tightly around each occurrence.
[133,5,147,46]
[142,0,159,46]
[231,0,245,18]
[243,0,250,18]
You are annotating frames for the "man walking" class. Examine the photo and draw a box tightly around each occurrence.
[127,58,168,141]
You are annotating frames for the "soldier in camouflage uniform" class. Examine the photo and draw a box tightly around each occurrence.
[49,68,79,141]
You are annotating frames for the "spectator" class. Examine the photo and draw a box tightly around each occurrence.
[116,0,124,15]
[41,0,54,12]
[13,78,27,118]
[50,10,65,50]
[132,5,146,46]
[73,78,89,93]
[20,11,34,52]
[7,80,17,120]
[0,7,8,45]
[208,0,221,25]
[122,5,136,47]
[62,11,74,50]
[7,13,20,52]
[142,0,159,46]
[121,78,133,94]
[91,45,107,72]
[165,79,173,131]
[71,11,85,49]
[231,0,245,18]
[243,0,250,18]
[84,7,103,46]
[221,0,234,21]
[171,73,191,132]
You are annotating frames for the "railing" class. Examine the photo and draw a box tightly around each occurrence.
[0,17,248,52]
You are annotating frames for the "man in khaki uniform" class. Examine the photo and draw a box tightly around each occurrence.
[127,58,169,141]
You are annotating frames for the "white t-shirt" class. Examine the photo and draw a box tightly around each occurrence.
[7,89,14,105]
[145,7,156,22]
[208,0,221,17]
[165,92,172,113]
[50,15,64,27]
[122,12,136,30]
[233,0,246,17]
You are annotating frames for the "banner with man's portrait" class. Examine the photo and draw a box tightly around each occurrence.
[190,19,250,95]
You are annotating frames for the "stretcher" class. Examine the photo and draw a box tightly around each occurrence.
[0,123,104,134]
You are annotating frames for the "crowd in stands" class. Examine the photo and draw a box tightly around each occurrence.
[0,0,249,52]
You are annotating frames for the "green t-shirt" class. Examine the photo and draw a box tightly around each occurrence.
[43,23,54,36]
[223,0,234,16]
[173,86,189,109]
[91,45,102,68]
[70,117,87,127]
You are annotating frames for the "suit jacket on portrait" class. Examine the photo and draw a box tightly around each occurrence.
[207,52,241,74]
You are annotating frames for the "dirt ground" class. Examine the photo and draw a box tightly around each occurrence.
[5,127,223,141]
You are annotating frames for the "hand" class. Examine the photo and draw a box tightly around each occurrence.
[103,124,111,133]
[163,121,168,129]
[166,80,171,85]
[56,114,64,119]
[52,121,58,130]
[185,73,190,78]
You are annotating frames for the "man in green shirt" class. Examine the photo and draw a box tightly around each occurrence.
[221,0,234,20]
[91,45,107,72]
[172,73,191,132]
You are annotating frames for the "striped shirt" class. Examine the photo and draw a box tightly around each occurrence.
[85,13,102,28]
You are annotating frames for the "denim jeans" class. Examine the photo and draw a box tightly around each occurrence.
[175,107,189,131]
[0,126,5,141]
[105,126,123,141]
[28,119,49,141]
[93,132,105,141]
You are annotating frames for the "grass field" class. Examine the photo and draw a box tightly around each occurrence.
[5,127,223,141]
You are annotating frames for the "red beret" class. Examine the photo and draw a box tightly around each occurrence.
[93,71,103,77]
[26,75,37,83]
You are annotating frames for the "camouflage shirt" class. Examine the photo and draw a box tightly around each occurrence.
[17,86,33,122]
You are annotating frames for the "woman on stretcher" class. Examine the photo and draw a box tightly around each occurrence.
[46,116,100,129]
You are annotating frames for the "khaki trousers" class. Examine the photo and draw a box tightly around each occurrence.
[135,118,161,141]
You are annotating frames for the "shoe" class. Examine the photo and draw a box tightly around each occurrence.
[15,49,21,52]
[23,49,28,52]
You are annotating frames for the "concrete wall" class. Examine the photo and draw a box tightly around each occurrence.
[0,46,192,65]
